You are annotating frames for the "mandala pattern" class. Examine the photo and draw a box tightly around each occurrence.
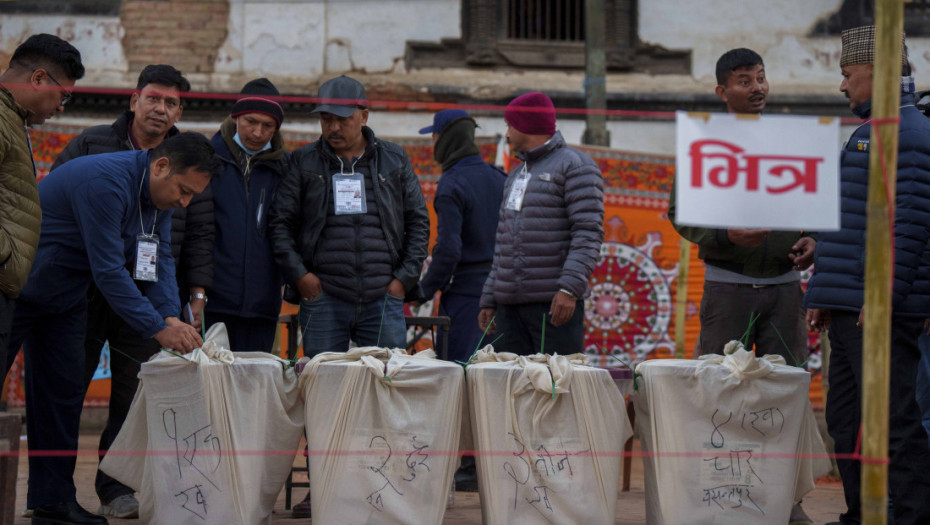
[584,234,677,368]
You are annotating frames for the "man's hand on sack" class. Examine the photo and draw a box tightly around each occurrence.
[727,228,771,248]
[789,237,816,271]
[478,308,497,334]
[806,308,831,333]
[549,291,577,327]
[155,317,203,353]
[297,272,322,301]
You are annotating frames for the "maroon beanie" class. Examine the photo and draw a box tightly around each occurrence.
[504,92,556,135]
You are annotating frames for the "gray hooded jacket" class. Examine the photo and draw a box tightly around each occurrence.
[480,131,604,308]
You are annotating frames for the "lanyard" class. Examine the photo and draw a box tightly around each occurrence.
[137,168,158,236]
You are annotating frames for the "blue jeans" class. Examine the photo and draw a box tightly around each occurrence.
[298,290,406,356]
[918,330,930,449]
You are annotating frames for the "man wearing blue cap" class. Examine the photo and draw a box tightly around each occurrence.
[417,109,505,492]
[417,109,505,362]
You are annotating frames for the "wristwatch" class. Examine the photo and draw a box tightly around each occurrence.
[190,292,208,304]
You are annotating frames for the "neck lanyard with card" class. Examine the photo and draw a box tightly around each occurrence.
[133,168,160,282]
[332,156,367,215]
[505,162,531,211]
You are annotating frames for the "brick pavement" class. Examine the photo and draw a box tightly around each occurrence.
[11,432,846,524]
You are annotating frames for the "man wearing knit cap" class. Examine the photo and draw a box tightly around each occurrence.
[478,92,604,355]
[270,75,429,356]
[50,64,212,519]
[204,77,287,352]
[804,26,930,525]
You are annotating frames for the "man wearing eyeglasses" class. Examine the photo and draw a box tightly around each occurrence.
[0,33,84,385]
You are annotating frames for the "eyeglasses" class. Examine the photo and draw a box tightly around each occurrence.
[42,70,73,106]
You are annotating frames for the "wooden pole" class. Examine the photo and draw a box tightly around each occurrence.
[674,238,690,358]
[582,0,609,146]
[861,2,903,523]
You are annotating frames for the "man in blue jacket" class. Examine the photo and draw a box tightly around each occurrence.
[204,78,287,352]
[50,64,213,519]
[804,26,930,525]
[417,109,505,362]
[3,132,218,525]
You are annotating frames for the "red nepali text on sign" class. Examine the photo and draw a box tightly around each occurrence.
[689,139,822,194]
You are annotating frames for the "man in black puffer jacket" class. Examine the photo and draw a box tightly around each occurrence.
[270,75,429,356]
[804,27,930,525]
[49,64,214,519]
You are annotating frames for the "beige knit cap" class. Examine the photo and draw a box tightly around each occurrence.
[840,25,908,68]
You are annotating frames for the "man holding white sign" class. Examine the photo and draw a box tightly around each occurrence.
[668,49,818,368]
[804,26,930,525]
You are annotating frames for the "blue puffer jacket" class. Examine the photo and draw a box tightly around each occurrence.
[804,93,930,317]
[206,118,286,321]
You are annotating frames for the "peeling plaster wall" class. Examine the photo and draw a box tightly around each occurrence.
[0,15,127,84]
[214,0,460,87]
[638,0,930,90]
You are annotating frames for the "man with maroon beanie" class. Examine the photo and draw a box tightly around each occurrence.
[478,92,604,354]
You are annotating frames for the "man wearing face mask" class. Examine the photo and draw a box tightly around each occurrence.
[4,132,218,525]
[204,78,287,352]
[48,65,213,518]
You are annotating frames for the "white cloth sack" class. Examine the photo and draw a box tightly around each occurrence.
[467,348,632,525]
[100,323,305,525]
[633,346,831,525]
[300,347,465,525]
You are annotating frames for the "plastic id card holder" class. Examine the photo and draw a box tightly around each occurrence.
[333,173,367,215]
[505,171,531,211]
[133,233,159,282]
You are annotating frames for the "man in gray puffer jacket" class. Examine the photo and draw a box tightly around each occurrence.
[479,92,604,355]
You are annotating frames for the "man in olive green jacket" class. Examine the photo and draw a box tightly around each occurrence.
[668,48,816,367]
[0,34,84,377]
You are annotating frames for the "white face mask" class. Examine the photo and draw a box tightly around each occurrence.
[233,131,271,156]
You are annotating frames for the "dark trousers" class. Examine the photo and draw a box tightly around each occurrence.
[917,331,930,450]
[495,300,585,356]
[82,292,159,504]
[437,293,483,362]
[825,311,930,525]
[7,298,87,508]
[0,293,13,380]
[698,280,808,364]
[204,312,277,353]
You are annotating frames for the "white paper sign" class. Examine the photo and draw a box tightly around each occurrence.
[675,111,840,231]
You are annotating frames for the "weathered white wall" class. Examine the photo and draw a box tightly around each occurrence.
[638,0,930,90]
[214,0,460,86]
[0,15,128,84]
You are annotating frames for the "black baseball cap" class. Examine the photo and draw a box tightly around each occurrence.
[312,75,368,118]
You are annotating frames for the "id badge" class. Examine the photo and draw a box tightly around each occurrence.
[133,233,159,282]
[505,172,531,211]
[333,173,367,215]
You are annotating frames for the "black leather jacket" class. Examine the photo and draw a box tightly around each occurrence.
[269,127,429,296]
